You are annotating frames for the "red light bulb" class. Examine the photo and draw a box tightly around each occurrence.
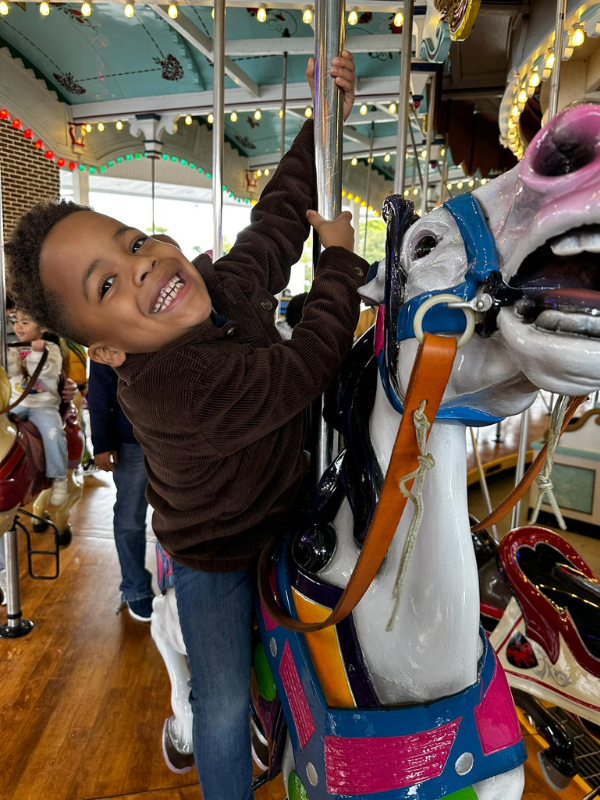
[44,150,54,159]
[0,109,9,120]
[34,139,43,149]
[57,158,65,167]
[12,118,21,129]
[23,129,33,139]
[68,162,76,170]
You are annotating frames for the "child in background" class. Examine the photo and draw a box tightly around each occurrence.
[8,310,68,505]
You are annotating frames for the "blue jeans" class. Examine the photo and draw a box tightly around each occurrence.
[113,442,153,603]
[13,406,67,479]
[173,561,254,800]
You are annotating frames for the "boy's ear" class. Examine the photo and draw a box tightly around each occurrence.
[88,343,127,368]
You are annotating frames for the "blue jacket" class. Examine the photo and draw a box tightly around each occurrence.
[88,361,138,453]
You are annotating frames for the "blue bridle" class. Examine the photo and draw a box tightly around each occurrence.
[377,193,505,426]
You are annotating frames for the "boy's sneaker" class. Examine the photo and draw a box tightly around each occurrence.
[126,596,154,622]
[49,478,68,506]
[0,570,7,606]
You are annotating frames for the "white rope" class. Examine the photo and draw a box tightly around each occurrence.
[530,395,569,531]
[386,400,435,632]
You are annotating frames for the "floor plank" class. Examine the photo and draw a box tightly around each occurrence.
[0,472,594,800]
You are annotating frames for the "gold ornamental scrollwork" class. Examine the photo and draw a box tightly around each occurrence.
[434,0,482,41]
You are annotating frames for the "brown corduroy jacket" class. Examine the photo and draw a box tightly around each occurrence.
[115,121,368,572]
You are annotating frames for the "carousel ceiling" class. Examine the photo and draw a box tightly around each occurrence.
[0,0,531,193]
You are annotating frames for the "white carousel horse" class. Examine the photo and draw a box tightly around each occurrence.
[152,103,600,798]
[0,365,84,550]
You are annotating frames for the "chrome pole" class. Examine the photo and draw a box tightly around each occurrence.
[363,121,375,259]
[311,0,345,490]
[421,73,435,216]
[548,0,567,120]
[408,116,423,189]
[212,0,225,259]
[281,51,288,156]
[470,428,498,543]
[394,0,414,195]
[0,165,33,639]
[511,409,530,529]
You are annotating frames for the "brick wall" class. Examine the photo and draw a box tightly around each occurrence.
[0,118,60,239]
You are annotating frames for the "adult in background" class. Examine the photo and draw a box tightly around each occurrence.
[88,360,154,620]
[275,292,308,341]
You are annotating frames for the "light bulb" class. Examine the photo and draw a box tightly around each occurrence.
[517,88,527,104]
[207,113,214,124]
[278,109,283,118]
[168,3,178,18]
[81,2,91,16]
[412,187,419,195]
[211,7,214,17]
[457,181,463,189]
[254,109,262,120]
[511,104,520,118]
[256,4,267,23]
[394,10,403,27]
[304,107,313,118]
[440,147,446,157]
[546,51,555,70]
[571,25,585,47]
[264,168,270,176]
[403,189,409,197]
[508,118,516,129]
[351,157,358,166]
[348,7,358,25]
[389,102,397,114]
[468,179,475,187]
[529,71,540,88]
[359,103,368,116]
[97,122,104,132]
[302,5,312,24]
[256,170,262,177]
[185,115,192,125]
[230,111,238,122]
[446,182,452,190]
[116,120,123,130]
[420,149,427,159]
[354,196,361,204]
[480,178,487,185]
[39,2,50,15]
[0,2,9,15]
[85,123,92,132]
[124,3,134,17]
[384,153,391,162]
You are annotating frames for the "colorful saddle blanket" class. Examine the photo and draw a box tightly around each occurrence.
[256,539,526,799]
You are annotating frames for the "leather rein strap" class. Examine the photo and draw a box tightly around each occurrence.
[0,343,49,415]
[471,394,586,532]
[258,333,458,633]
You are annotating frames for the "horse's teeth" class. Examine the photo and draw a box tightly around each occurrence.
[536,309,600,337]
[550,231,600,256]
[551,234,582,256]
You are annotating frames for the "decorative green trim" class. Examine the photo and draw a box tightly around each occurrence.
[442,788,478,800]
[254,643,277,701]
[288,770,310,800]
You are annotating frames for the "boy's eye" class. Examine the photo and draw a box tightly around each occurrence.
[99,276,115,299]
[132,236,147,253]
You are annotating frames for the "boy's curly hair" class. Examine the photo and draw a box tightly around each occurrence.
[4,199,91,344]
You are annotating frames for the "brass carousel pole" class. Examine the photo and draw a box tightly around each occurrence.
[421,73,435,216]
[0,165,33,639]
[212,0,225,260]
[311,0,345,491]
[394,0,414,195]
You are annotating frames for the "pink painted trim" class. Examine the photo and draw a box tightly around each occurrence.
[474,653,522,756]
[324,718,461,794]
[374,304,385,356]
[279,640,316,749]
[261,601,278,632]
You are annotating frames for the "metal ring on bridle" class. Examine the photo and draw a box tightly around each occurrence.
[413,294,476,349]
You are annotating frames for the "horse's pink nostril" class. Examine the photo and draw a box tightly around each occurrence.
[532,129,599,177]
[527,104,600,179]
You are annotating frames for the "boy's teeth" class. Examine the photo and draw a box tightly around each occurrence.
[153,275,184,312]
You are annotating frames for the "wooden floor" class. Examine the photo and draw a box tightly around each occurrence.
[0,458,596,799]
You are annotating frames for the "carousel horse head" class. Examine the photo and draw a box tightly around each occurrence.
[362,103,600,423]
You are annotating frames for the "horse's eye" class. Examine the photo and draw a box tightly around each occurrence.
[414,235,437,259]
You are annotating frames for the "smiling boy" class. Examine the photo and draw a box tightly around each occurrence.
[5,53,366,799]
